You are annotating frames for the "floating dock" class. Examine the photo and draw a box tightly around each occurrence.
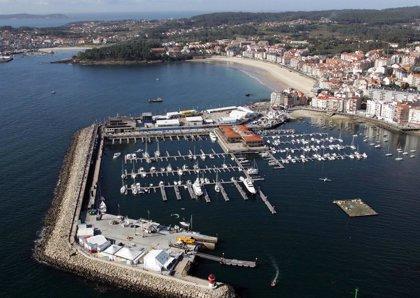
[217,182,230,201]
[259,189,276,214]
[231,178,249,200]
[173,184,182,200]
[160,183,167,201]
[333,198,378,217]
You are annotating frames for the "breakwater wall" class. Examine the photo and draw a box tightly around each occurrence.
[34,125,235,298]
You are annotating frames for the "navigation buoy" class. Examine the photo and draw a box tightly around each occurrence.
[208,273,216,289]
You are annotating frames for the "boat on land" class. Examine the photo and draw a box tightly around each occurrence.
[113,152,121,159]
[148,97,163,103]
[239,176,256,194]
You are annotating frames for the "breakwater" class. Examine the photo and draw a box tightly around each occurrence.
[34,125,235,298]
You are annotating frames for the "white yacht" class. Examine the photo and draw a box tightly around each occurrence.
[239,176,256,194]
[120,185,127,194]
[113,152,121,159]
[192,178,203,197]
[177,168,183,176]
[209,132,217,142]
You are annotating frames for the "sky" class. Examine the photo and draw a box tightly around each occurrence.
[0,0,419,14]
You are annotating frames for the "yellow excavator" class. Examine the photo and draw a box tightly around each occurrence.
[176,236,196,245]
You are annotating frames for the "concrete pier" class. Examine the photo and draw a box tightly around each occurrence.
[258,189,276,214]
[34,126,236,298]
[196,253,256,268]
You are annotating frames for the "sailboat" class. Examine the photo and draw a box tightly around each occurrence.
[247,159,259,175]
[154,141,161,158]
[214,172,221,193]
[143,141,150,158]
[385,143,392,157]
[395,151,403,161]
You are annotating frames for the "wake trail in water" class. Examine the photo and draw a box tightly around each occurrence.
[268,255,280,286]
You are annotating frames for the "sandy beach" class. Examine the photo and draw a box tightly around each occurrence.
[38,46,94,52]
[199,56,317,96]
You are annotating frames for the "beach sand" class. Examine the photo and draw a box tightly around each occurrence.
[38,46,94,52]
[198,56,317,96]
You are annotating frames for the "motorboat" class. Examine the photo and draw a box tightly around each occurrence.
[177,169,183,176]
[209,132,217,142]
[319,177,332,182]
[192,178,203,196]
[148,97,163,103]
[120,185,127,194]
[239,176,256,194]
[113,152,121,159]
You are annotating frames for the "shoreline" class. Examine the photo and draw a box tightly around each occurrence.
[194,56,317,96]
[34,125,235,298]
[290,107,420,136]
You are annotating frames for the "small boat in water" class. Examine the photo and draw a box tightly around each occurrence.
[0,55,13,63]
[148,97,163,103]
[113,152,121,159]
[209,132,217,142]
[192,177,203,197]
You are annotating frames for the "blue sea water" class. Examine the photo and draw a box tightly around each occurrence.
[0,52,420,297]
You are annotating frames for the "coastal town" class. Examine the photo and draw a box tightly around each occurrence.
[2,11,419,130]
[2,6,420,298]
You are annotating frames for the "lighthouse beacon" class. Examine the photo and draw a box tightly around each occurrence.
[208,273,216,289]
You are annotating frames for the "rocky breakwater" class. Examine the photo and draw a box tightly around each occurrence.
[34,125,236,297]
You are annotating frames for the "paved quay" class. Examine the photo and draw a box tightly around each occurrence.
[34,126,235,298]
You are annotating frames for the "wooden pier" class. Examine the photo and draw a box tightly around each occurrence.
[259,189,276,214]
[231,178,249,200]
[195,252,256,268]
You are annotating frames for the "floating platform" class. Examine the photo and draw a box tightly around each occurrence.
[333,198,378,217]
